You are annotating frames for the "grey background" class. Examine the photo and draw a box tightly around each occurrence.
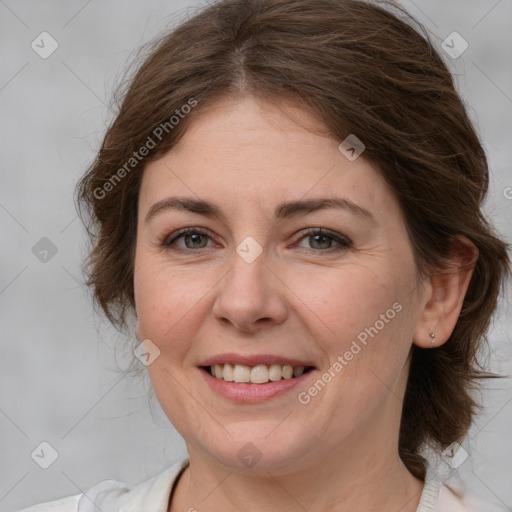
[1,1,511,510]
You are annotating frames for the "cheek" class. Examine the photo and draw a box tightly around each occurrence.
[133,253,216,356]
[284,263,403,336]
[134,237,417,365]
[282,260,417,392]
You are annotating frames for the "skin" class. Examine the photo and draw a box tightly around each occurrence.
[133,95,477,512]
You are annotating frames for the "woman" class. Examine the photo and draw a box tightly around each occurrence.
[17,0,510,511]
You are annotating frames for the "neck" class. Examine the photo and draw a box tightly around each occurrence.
[170,429,424,512]
[169,355,424,512]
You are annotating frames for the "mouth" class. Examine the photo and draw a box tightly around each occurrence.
[201,364,316,385]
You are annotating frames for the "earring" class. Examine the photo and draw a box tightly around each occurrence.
[429,332,436,348]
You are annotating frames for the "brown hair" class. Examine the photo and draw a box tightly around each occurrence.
[76,0,510,479]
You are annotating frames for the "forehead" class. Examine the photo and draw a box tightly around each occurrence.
[139,96,394,219]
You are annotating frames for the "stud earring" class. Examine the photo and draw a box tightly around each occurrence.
[429,332,436,347]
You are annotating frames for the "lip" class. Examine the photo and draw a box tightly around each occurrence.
[199,366,316,403]
[198,353,315,367]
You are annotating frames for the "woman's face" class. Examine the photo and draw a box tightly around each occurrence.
[134,96,428,474]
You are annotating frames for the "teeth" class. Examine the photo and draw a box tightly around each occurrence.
[282,365,293,379]
[250,365,269,384]
[208,363,308,384]
[223,363,234,382]
[233,364,250,383]
[293,366,305,377]
[268,364,282,381]
[214,364,223,379]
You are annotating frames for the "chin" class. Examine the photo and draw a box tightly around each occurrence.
[194,428,312,475]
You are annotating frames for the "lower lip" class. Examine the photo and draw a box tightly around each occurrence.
[200,367,314,403]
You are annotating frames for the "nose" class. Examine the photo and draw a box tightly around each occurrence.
[212,250,288,334]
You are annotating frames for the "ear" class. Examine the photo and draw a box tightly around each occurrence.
[413,236,478,348]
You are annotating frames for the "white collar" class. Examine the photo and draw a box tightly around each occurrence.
[79,457,477,512]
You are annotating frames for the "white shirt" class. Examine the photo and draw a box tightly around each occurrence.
[14,458,491,512]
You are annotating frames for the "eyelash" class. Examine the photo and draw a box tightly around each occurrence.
[163,227,352,255]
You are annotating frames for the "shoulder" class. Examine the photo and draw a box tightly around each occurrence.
[439,483,506,512]
[11,458,189,512]
[14,494,81,512]
[419,461,503,512]
[439,484,477,511]
[12,482,129,512]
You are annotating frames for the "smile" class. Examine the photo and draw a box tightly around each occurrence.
[199,364,317,403]
[204,363,315,384]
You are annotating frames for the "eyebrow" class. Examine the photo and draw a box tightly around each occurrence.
[144,196,376,225]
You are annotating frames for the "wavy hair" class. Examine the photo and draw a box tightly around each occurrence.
[76,0,510,479]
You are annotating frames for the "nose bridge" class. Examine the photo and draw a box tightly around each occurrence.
[212,241,287,331]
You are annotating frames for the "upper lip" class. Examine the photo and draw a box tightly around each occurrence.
[199,353,316,368]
